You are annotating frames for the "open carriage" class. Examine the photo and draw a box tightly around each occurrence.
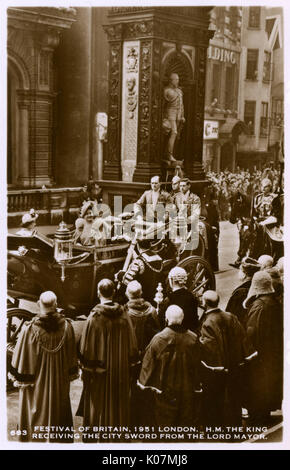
[7,214,215,383]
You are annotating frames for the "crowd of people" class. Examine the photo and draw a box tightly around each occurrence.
[206,165,281,221]
[9,252,283,443]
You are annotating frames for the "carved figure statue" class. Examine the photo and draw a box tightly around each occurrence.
[163,73,185,161]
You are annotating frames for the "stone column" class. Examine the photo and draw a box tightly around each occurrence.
[17,100,30,186]
[133,38,162,182]
[103,24,123,180]
[190,33,214,180]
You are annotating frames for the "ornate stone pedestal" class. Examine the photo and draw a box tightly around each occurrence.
[103,7,214,184]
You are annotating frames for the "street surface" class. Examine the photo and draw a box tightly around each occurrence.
[6,221,283,444]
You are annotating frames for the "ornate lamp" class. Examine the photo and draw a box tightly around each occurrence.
[54,221,74,281]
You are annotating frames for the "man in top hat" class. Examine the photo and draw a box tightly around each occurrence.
[244,271,283,424]
[16,209,38,237]
[134,176,172,222]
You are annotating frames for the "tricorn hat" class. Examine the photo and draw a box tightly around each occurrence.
[240,257,261,277]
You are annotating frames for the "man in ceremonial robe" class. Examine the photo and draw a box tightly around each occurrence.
[77,279,137,439]
[199,290,256,427]
[138,305,201,426]
[243,271,283,424]
[9,291,78,443]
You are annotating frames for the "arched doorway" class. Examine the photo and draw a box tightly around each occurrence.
[161,51,195,165]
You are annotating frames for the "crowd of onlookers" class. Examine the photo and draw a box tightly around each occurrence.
[206,166,281,220]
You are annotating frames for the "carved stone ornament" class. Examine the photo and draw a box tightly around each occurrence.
[126,47,138,72]
[103,24,123,41]
[126,76,137,118]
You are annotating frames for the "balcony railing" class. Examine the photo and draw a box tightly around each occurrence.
[7,187,84,227]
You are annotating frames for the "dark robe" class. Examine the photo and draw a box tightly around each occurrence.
[124,298,160,357]
[77,302,137,439]
[245,294,283,422]
[226,279,252,328]
[161,288,199,332]
[124,298,161,427]
[199,308,255,427]
[139,325,201,427]
[10,314,78,443]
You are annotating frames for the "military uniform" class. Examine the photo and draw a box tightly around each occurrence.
[120,248,163,303]
[253,192,277,221]
[172,191,201,222]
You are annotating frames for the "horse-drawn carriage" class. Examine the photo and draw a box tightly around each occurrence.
[7,213,215,379]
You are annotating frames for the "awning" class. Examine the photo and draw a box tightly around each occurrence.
[219,118,249,143]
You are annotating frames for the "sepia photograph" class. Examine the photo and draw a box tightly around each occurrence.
[2,0,288,452]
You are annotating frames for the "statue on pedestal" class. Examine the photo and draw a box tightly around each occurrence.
[163,73,186,161]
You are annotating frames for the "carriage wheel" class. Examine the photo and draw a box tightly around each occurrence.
[177,255,215,302]
[7,308,34,344]
[179,234,206,260]
[7,308,35,389]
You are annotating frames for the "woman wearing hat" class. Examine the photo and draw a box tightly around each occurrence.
[74,202,96,246]
[243,270,283,424]
[16,209,38,237]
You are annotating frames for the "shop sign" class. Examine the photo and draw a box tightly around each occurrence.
[208,46,236,64]
[204,120,219,140]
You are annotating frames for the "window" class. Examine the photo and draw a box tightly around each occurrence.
[246,49,259,80]
[271,99,283,126]
[248,7,261,28]
[211,63,221,103]
[244,101,256,134]
[260,102,268,136]
[225,66,236,110]
[263,51,271,82]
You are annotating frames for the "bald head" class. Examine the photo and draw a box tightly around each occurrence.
[165,305,184,326]
[258,255,273,270]
[98,278,115,300]
[126,280,142,300]
[39,291,57,314]
[202,290,220,309]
